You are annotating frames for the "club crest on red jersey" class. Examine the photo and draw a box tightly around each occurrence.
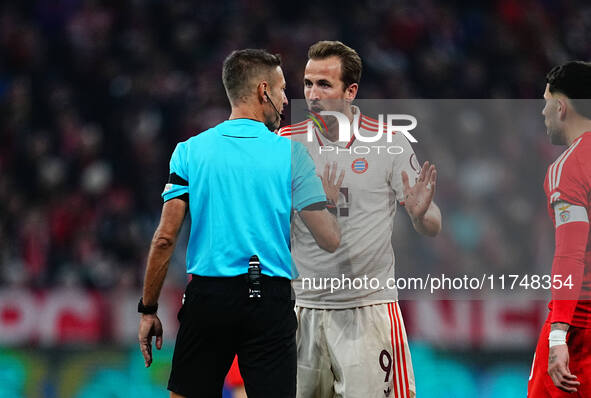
[558,203,571,223]
[560,210,571,223]
[352,158,368,174]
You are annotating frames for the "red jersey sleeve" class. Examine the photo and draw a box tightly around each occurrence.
[546,137,589,208]
[545,134,591,326]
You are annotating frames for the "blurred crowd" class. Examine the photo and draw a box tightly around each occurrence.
[1,0,590,289]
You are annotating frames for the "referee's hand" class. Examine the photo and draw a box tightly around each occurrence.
[138,313,163,367]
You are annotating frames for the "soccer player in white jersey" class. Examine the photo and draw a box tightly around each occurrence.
[279,41,442,398]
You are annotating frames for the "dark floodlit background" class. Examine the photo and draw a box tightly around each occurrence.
[1,0,589,396]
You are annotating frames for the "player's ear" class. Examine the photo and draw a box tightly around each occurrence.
[557,98,568,121]
[344,83,358,102]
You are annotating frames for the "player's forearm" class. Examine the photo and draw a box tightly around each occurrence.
[549,218,588,325]
[551,322,570,331]
[550,255,584,325]
[312,211,341,252]
[299,209,341,252]
[412,202,441,237]
[142,231,177,306]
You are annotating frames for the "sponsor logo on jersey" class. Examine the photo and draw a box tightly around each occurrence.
[352,158,368,174]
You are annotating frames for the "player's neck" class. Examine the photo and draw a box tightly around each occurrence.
[565,119,591,145]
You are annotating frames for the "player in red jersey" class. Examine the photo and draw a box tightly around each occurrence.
[528,61,591,397]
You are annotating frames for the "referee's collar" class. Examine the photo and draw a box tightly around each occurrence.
[222,118,269,137]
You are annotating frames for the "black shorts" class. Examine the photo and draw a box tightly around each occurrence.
[168,274,297,398]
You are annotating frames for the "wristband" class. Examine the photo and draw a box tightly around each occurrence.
[548,329,567,347]
[138,297,158,314]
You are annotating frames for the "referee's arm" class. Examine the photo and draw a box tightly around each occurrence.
[139,197,187,367]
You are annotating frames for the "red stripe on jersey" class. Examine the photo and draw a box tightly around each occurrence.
[387,304,399,398]
[309,111,328,132]
[360,122,386,133]
[279,120,312,136]
[361,115,388,127]
[282,125,310,135]
[360,115,391,133]
[394,303,410,397]
[287,119,310,129]
[345,134,356,149]
[281,131,308,136]
[392,303,405,398]
[285,122,310,131]
[361,115,380,125]
[315,130,324,146]
[279,128,302,136]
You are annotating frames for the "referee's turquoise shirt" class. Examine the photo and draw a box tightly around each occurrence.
[162,119,326,279]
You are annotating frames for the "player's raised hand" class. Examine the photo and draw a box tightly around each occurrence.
[138,313,163,367]
[320,162,345,206]
[548,345,580,392]
[401,161,437,222]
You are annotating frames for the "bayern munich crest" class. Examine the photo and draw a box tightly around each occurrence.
[352,158,368,174]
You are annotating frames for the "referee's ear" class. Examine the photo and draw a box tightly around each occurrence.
[258,81,269,103]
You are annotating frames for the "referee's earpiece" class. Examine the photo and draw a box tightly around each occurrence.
[261,82,268,101]
[263,89,285,121]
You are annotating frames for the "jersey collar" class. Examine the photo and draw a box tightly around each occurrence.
[222,118,269,137]
[315,105,361,149]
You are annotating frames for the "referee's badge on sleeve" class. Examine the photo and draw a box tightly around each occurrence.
[163,183,173,194]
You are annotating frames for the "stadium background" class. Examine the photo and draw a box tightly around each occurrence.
[1,0,589,396]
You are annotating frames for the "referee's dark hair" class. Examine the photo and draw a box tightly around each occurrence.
[223,49,282,105]
[546,61,591,119]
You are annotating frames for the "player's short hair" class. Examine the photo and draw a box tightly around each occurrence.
[546,61,591,119]
[222,49,282,104]
[308,41,362,90]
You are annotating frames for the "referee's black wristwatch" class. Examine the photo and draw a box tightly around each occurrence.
[138,297,158,314]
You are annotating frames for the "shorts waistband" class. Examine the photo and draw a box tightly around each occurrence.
[188,274,293,300]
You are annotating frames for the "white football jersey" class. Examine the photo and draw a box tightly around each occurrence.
[280,106,421,308]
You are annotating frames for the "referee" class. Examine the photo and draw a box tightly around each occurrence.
[138,49,341,398]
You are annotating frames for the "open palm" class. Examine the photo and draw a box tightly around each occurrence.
[401,161,437,221]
